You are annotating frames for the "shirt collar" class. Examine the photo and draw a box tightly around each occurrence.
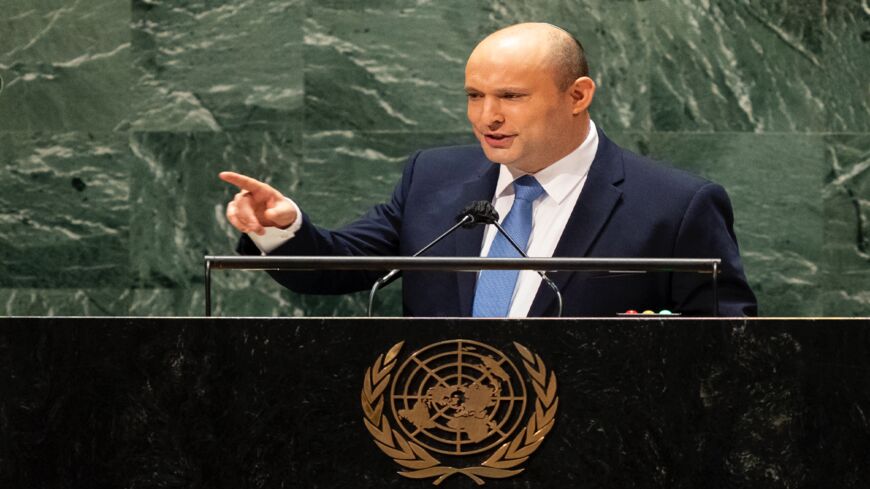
[494,119,599,204]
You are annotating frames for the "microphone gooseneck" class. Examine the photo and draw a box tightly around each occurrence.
[367,200,564,318]
[367,205,482,316]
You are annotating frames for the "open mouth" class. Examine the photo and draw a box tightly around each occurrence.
[483,133,516,148]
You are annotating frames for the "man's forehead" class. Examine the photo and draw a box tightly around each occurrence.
[465,53,552,85]
[466,40,553,82]
[465,66,538,88]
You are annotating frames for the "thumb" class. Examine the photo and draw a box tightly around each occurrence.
[263,199,298,228]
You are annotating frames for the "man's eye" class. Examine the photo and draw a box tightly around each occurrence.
[502,93,523,99]
[466,93,482,99]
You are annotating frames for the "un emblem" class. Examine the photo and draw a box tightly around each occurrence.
[361,340,558,485]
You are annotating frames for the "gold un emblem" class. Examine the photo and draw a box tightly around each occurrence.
[361,339,559,485]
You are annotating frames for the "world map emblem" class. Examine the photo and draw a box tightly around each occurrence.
[361,340,559,485]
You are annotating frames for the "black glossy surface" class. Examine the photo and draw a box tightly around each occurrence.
[1,317,869,488]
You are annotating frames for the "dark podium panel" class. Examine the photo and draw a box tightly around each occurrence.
[1,317,869,488]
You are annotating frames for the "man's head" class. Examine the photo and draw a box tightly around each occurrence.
[465,23,595,173]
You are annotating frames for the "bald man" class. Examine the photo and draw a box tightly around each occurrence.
[221,23,757,317]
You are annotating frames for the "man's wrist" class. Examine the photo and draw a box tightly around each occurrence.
[248,198,302,253]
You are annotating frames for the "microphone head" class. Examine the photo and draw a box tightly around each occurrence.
[458,200,499,228]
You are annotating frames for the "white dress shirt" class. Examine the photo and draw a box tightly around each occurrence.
[248,120,599,317]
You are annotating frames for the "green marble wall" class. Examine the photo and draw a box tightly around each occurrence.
[1,0,867,317]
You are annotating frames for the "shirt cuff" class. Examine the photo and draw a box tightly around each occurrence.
[246,198,302,254]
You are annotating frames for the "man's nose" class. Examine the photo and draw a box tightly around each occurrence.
[482,97,504,128]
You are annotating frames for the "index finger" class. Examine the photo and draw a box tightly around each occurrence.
[219,171,270,193]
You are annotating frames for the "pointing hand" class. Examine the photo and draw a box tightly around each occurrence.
[219,171,297,235]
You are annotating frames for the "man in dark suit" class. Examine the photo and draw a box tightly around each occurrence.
[220,23,757,317]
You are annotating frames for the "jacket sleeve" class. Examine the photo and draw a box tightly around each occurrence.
[235,150,421,295]
[670,182,758,316]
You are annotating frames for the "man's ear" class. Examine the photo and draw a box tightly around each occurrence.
[569,76,595,115]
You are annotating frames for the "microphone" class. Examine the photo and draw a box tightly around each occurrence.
[460,200,498,227]
[366,201,493,316]
[477,201,564,317]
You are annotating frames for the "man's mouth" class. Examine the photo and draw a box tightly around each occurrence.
[483,133,516,148]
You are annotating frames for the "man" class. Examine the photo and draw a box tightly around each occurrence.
[221,23,757,317]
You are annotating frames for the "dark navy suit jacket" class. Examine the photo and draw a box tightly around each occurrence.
[239,129,757,316]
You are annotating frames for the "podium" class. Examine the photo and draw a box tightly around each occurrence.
[2,316,869,488]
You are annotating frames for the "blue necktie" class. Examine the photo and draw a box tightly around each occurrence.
[472,175,545,317]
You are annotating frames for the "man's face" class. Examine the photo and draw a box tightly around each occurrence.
[465,41,578,173]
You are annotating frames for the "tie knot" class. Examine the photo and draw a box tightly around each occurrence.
[512,175,545,203]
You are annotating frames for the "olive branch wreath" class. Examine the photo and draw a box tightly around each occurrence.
[361,341,558,486]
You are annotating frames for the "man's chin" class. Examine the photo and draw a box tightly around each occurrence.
[480,146,516,166]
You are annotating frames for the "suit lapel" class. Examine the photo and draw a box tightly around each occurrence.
[453,162,500,316]
[528,129,625,317]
